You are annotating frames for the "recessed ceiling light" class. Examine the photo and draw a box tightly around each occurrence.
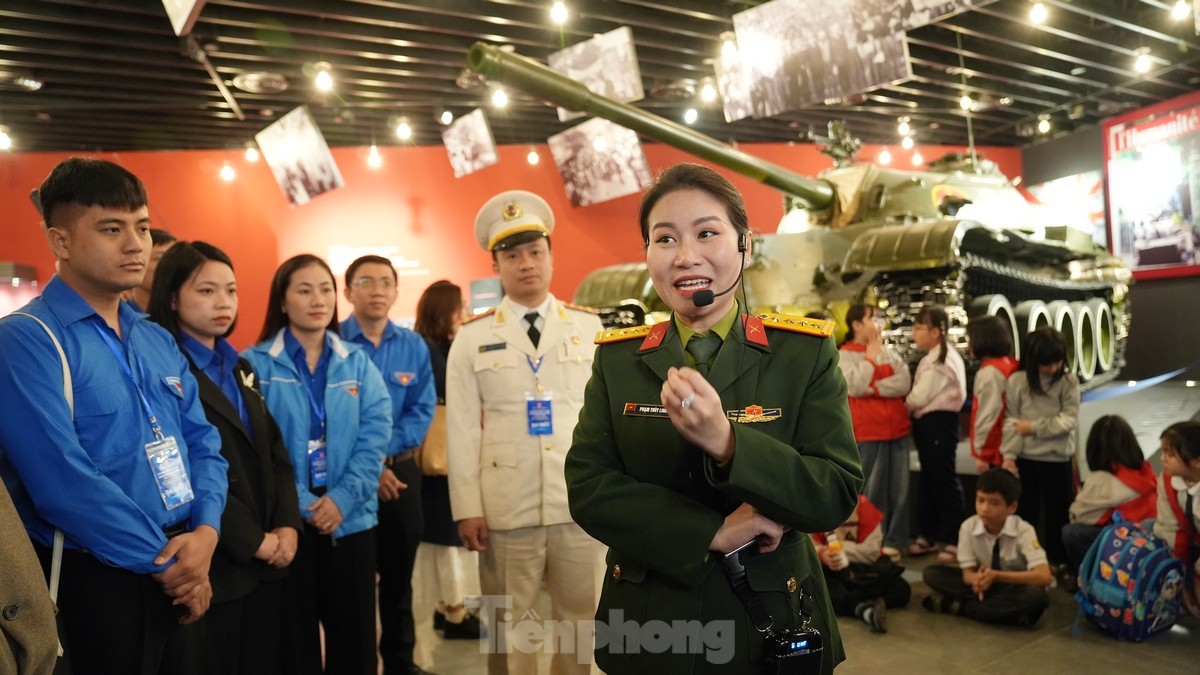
[1172,0,1191,22]
[550,2,568,25]
[231,71,289,94]
[1029,2,1048,24]
[1070,66,1087,76]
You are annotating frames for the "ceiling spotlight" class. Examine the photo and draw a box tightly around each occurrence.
[550,1,568,25]
[313,61,333,92]
[911,151,924,166]
[719,32,738,61]
[1172,1,1191,21]
[683,107,699,125]
[878,148,892,165]
[700,81,717,103]
[897,116,911,136]
[1134,47,1152,74]
[901,135,914,150]
[367,144,383,169]
[244,142,259,163]
[1029,2,1047,24]
[527,147,540,165]
[395,118,413,141]
[1037,115,1051,134]
[439,109,454,126]
[219,163,236,182]
[491,87,508,108]
[13,76,43,92]
[959,94,973,110]
[0,125,12,151]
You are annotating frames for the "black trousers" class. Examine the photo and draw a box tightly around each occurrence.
[913,411,965,545]
[281,526,377,675]
[36,546,184,675]
[923,564,1049,625]
[198,578,287,675]
[822,561,912,616]
[377,457,424,674]
[1015,457,1073,566]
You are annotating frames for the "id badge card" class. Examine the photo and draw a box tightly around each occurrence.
[525,391,553,436]
[144,436,194,510]
[308,438,328,489]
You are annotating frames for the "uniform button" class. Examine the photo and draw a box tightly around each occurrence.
[786,576,798,593]
[492,362,499,370]
[492,461,498,468]
[612,564,622,580]
[2,604,18,620]
[543,442,552,451]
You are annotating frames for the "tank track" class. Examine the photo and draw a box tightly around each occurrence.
[874,255,1128,392]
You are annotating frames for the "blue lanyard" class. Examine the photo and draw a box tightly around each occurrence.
[92,320,164,440]
[526,354,544,376]
[298,361,326,438]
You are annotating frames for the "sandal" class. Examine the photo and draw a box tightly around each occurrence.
[937,544,958,563]
[907,537,937,556]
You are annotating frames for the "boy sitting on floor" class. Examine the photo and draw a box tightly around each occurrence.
[922,467,1052,627]
[813,494,912,633]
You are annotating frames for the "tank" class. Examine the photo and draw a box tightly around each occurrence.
[468,43,1132,389]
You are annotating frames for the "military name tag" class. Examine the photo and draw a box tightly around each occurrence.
[622,402,669,418]
[726,405,782,423]
[479,342,507,353]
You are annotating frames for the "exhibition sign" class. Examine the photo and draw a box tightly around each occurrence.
[1103,89,1200,279]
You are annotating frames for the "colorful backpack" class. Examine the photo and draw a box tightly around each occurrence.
[1074,513,1187,642]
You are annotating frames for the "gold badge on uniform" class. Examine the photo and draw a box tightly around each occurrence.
[726,405,782,423]
[501,201,523,221]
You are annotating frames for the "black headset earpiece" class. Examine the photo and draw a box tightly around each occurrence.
[737,232,746,254]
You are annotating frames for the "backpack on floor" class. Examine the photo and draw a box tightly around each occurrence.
[1074,513,1187,642]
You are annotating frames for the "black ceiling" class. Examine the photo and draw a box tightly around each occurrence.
[1,0,1199,154]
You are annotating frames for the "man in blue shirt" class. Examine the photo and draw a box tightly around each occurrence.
[341,254,436,675]
[0,158,228,675]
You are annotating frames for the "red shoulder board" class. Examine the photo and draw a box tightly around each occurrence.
[638,322,669,352]
[742,314,769,347]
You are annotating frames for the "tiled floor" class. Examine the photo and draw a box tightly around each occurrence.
[404,380,1200,674]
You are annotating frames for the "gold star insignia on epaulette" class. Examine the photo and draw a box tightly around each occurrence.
[464,308,496,324]
[595,324,652,344]
[757,312,834,337]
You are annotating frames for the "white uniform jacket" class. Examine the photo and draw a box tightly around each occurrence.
[446,295,603,531]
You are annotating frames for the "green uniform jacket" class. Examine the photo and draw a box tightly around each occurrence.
[566,312,863,674]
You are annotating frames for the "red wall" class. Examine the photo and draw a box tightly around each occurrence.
[0,141,1021,349]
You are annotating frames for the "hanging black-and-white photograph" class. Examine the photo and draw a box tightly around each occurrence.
[548,26,644,122]
[441,108,499,178]
[714,38,755,123]
[547,118,652,207]
[901,0,994,29]
[731,0,912,116]
[255,105,345,207]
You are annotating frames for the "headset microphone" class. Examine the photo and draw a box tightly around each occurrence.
[692,233,747,308]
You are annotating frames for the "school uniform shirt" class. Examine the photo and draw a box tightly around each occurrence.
[242,329,391,539]
[566,310,862,674]
[1068,464,1158,526]
[1153,475,1200,576]
[340,316,436,458]
[1000,372,1080,463]
[446,295,602,530]
[970,356,1018,467]
[0,276,228,573]
[956,514,1048,572]
[837,342,911,441]
[905,343,966,418]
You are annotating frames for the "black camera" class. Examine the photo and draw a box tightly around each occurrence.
[763,623,823,674]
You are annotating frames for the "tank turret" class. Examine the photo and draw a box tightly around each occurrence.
[468,42,1132,389]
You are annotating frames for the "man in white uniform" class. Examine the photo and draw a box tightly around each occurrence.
[447,190,605,674]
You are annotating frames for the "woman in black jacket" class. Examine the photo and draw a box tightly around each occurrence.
[149,241,303,674]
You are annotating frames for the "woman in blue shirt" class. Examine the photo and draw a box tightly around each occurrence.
[148,241,304,674]
[242,254,391,675]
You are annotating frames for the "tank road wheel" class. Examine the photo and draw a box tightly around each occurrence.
[967,294,1018,357]
[1070,301,1097,382]
[1087,298,1116,373]
[1012,300,1051,360]
[1044,300,1077,375]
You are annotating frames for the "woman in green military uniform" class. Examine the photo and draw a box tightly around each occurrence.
[566,163,863,674]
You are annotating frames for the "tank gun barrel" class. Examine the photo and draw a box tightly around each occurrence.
[467,42,835,210]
